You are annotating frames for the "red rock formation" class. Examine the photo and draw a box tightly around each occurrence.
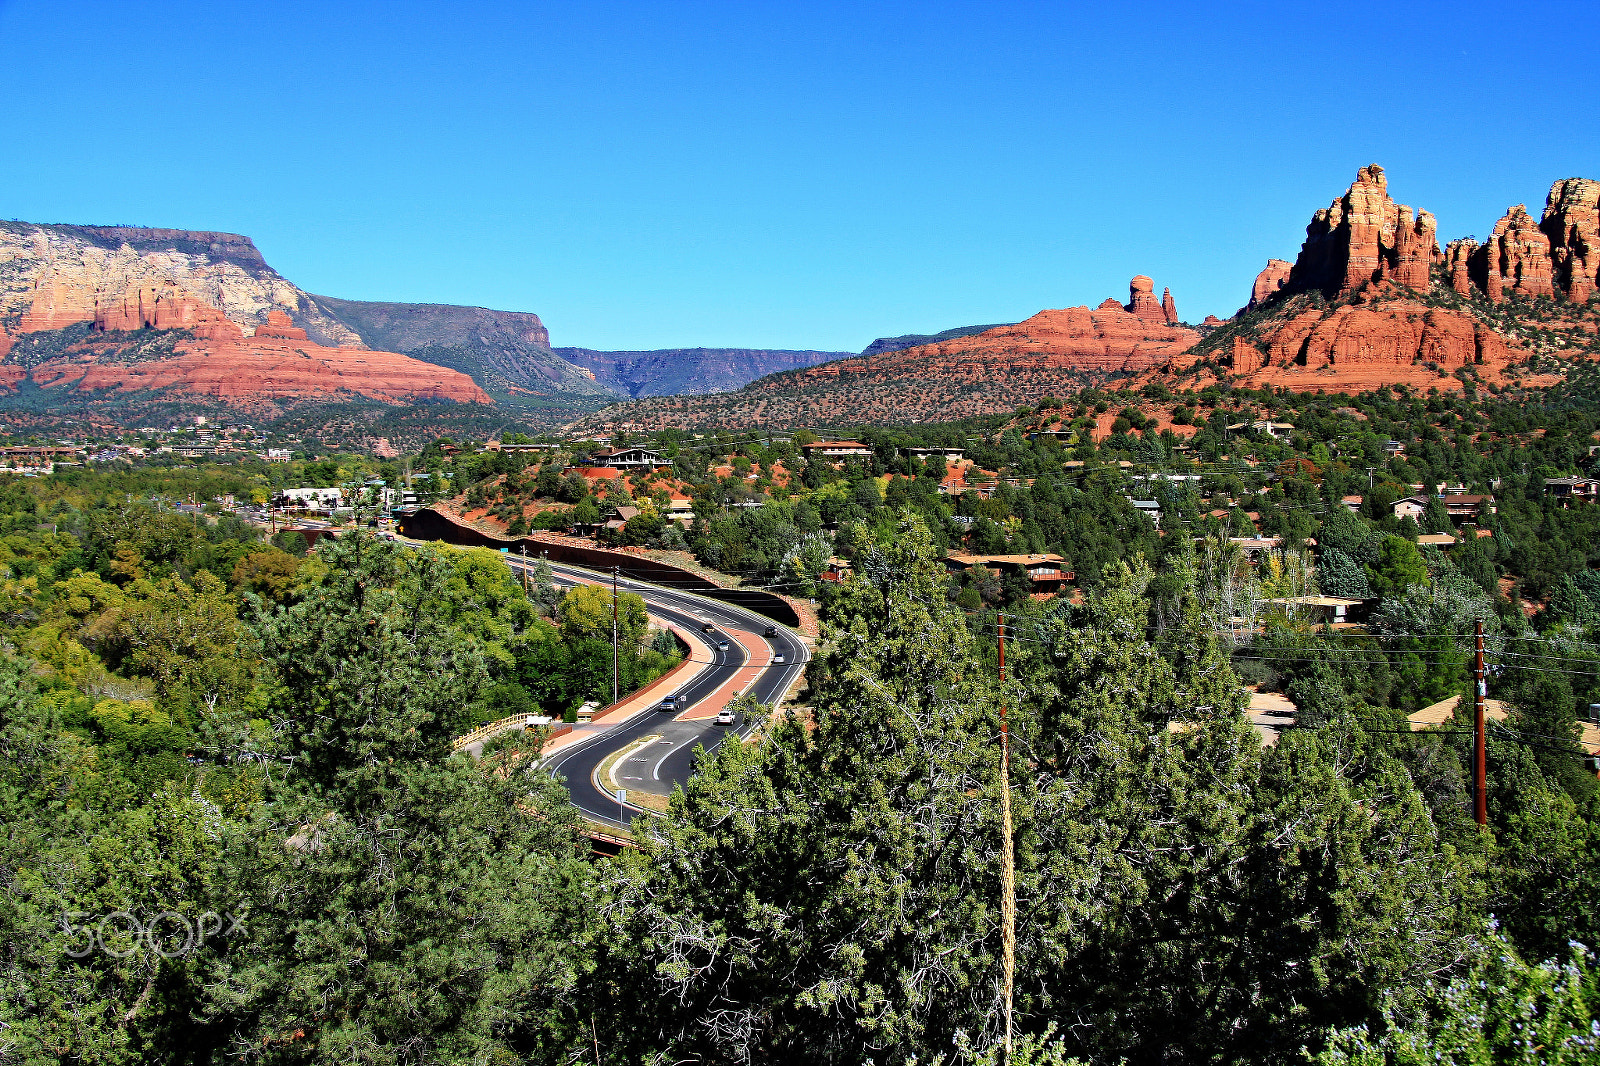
[1248,259,1292,310]
[1385,205,1435,291]
[1125,276,1168,324]
[18,276,94,332]
[1096,298,1124,311]
[1203,314,1225,326]
[1445,239,1476,296]
[0,330,491,409]
[253,309,309,341]
[1230,336,1263,375]
[1285,165,1439,298]
[1485,205,1554,299]
[772,301,1200,387]
[1161,287,1178,324]
[1202,292,1522,395]
[89,280,245,341]
[1542,178,1599,303]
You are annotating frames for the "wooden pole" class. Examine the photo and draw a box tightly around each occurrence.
[1474,618,1487,827]
[611,566,620,705]
[998,617,1015,1064]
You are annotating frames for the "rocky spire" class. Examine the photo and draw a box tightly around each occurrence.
[1285,165,1440,298]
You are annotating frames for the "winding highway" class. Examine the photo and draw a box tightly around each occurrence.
[506,557,808,828]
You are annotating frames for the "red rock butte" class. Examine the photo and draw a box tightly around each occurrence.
[778,277,1198,385]
[2,281,489,408]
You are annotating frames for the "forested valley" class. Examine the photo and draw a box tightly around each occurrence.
[4,382,1600,1064]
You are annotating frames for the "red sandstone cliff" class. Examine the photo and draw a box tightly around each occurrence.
[1161,166,1600,397]
[1285,165,1440,298]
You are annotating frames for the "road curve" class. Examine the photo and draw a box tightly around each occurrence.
[507,557,808,829]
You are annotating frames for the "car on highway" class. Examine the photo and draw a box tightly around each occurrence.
[659,693,680,712]
[763,624,777,637]
[717,639,730,651]
[772,653,786,664]
[715,707,737,725]
[701,622,716,633]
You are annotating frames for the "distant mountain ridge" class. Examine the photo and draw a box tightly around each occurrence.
[0,220,869,426]
[555,346,850,398]
[309,296,613,403]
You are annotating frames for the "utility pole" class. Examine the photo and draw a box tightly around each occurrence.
[998,616,1015,1066]
[519,543,528,595]
[611,566,620,705]
[1474,618,1487,827]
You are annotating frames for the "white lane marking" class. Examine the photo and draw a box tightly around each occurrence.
[653,739,691,781]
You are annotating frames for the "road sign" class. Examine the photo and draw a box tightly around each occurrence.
[615,788,626,804]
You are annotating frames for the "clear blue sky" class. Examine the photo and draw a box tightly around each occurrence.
[1,1,1593,352]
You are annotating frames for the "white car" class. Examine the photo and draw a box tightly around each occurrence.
[715,707,737,725]
[772,654,786,664]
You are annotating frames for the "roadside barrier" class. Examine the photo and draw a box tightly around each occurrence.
[398,508,801,626]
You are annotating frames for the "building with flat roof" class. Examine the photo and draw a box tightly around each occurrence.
[802,440,873,458]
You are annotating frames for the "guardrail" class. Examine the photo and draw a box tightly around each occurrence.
[451,715,572,752]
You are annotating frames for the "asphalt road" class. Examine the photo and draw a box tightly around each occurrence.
[508,557,807,828]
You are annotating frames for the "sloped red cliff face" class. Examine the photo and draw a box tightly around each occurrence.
[1248,260,1292,311]
[562,279,1200,430]
[831,279,1198,378]
[1,296,490,412]
[0,329,490,411]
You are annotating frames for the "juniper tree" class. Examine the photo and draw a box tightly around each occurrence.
[202,533,593,1064]
[598,513,1009,1063]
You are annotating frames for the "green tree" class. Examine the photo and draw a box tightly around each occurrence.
[556,582,647,648]
[1316,933,1600,1066]
[600,513,1008,1062]
[1367,535,1429,598]
[202,532,592,1061]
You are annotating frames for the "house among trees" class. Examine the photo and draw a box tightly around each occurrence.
[1391,496,1429,521]
[1260,595,1371,625]
[1545,476,1600,505]
[906,445,966,461]
[946,551,1071,596]
[1225,419,1296,438]
[802,440,874,459]
[589,446,670,470]
[1442,493,1494,521]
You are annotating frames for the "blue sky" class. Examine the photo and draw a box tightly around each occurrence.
[1,1,1593,352]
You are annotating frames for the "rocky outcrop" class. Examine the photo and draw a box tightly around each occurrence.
[1436,180,1599,305]
[560,284,1200,431]
[1162,287,1177,324]
[1125,275,1169,324]
[0,221,364,346]
[1485,205,1555,299]
[1389,204,1435,290]
[1249,259,1292,310]
[1286,165,1439,298]
[83,279,245,341]
[1541,178,1599,303]
[1445,239,1476,296]
[252,309,308,340]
